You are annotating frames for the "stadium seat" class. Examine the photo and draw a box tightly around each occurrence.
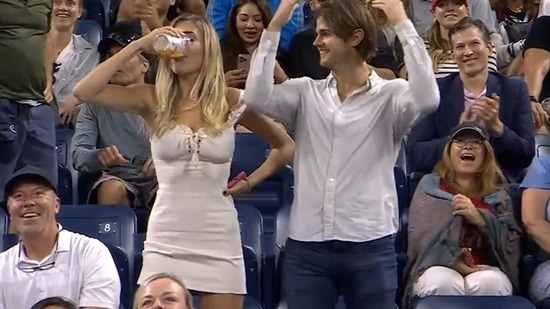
[74,19,103,47]
[414,296,536,309]
[396,138,408,174]
[236,204,263,303]
[105,243,131,309]
[56,204,137,290]
[0,234,19,252]
[394,165,409,253]
[276,297,347,309]
[192,295,263,309]
[535,134,550,157]
[76,172,99,204]
[57,164,74,204]
[56,128,78,204]
[0,207,7,235]
[82,0,110,29]
[232,133,294,233]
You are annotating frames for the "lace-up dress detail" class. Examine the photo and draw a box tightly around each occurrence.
[137,104,247,294]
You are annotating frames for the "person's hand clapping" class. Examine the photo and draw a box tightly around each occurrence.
[369,0,409,26]
[268,0,299,31]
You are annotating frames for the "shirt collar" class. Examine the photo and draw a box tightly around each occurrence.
[18,223,70,263]
[326,69,382,93]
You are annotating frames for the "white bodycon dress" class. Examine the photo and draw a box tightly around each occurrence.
[137,105,247,294]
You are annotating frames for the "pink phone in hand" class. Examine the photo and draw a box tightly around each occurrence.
[228,171,247,189]
[464,248,476,267]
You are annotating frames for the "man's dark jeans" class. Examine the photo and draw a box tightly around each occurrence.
[0,98,57,199]
[283,234,398,309]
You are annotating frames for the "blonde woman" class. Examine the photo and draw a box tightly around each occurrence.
[134,273,194,309]
[73,13,295,309]
[424,0,498,78]
[403,122,521,307]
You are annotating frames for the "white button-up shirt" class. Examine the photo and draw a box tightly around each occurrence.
[243,20,439,242]
[0,224,121,309]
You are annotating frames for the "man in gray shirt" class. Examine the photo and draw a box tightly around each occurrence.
[71,21,157,208]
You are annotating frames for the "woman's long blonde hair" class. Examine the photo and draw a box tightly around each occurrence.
[426,21,452,72]
[434,140,506,198]
[151,13,229,137]
[133,273,194,309]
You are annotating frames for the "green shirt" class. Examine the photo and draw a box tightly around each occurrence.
[0,0,51,100]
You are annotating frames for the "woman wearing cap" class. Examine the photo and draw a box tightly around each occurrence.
[73,12,294,309]
[401,122,521,307]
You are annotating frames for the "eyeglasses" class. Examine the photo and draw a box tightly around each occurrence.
[16,233,60,273]
[452,138,483,148]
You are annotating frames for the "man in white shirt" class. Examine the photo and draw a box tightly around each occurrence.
[0,165,121,309]
[243,0,439,308]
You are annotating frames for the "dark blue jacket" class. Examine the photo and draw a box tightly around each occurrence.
[408,72,535,179]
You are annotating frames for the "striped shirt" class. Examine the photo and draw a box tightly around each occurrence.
[425,40,498,79]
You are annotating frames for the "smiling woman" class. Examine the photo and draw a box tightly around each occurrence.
[402,121,521,308]
[220,0,272,73]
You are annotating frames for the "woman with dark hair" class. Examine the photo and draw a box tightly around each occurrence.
[31,297,78,309]
[402,122,521,307]
[221,0,287,89]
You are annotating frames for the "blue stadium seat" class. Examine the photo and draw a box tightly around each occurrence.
[0,207,7,235]
[105,243,131,309]
[276,297,347,309]
[232,133,294,233]
[414,296,536,309]
[396,138,408,174]
[82,0,110,29]
[56,204,137,289]
[236,204,263,303]
[393,165,409,254]
[535,134,550,157]
[56,128,78,203]
[0,234,19,251]
[193,295,262,309]
[74,19,103,47]
[57,164,74,204]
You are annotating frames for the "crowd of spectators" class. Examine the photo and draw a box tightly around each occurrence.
[1,0,550,308]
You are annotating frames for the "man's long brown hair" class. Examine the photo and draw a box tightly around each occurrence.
[434,140,506,198]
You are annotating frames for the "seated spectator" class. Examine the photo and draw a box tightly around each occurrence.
[50,0,99,125]
[115,0,205,32]
[408,18,535,181]
[403,122,520,307]
[31,297,77,309]
[133,273,193,309]
[412,0,498,78]
[523,16,550,130]
[491,0,550,68]
[285,0,399,80]
[520,156,550,306]
[0,166,120,309]
[410,0,496,40]
[71,21,157,208]
[207,0,303,50]
[222,0,288,88]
